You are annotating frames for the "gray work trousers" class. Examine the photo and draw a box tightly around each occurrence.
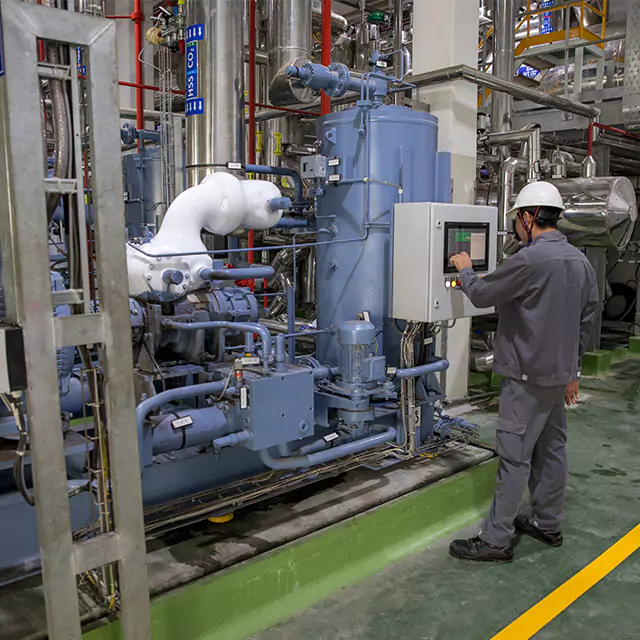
[481,377,568,548]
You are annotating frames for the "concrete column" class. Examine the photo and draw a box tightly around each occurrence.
[413,0,479,400]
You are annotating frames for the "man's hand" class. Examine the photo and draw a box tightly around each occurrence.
[565,380,580,406]
[449,252,472,272]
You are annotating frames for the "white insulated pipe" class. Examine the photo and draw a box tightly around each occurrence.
[127,172,285,296]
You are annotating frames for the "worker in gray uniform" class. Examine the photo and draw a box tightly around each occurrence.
[448,181,598,562]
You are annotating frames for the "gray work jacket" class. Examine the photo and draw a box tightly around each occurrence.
[460,231,598,388]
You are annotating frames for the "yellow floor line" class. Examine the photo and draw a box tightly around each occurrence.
[492,523,640,640]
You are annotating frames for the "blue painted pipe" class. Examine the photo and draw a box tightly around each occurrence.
[152,407,229,455]
[312,366,338,380]
[275,217,309,228]
[137,380,231,467]
[275,335,286,372]
[312,366,330,380]
[60,377,91,417]
[138,129,161,142]
[200,266,275,281]
[286,62,387,102]
[245,164,304,207]
[212,430,252,451]
[395,359,449,380]
[137,381,228,436]
[259,427,397,470]
[162,319,272,368]
[294,431,358,457]
[121,122,161,144]
[268,197,292,211]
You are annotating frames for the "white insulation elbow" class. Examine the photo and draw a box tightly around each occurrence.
[126,172,286,297]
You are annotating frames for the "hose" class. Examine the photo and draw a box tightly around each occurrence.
[13,429,35,507]
[45,41,72,221]
[1,394,35,506]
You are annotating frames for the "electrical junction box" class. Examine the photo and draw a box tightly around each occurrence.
[243,365,315,451]
[0,326,27,392]
[300,155,327,179]
[392,202,498,323]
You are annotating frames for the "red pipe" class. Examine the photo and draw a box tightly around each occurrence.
[588,122,640,156]
[248,0,257,166]
[252,102,321,117]
[119,80,186,96]
[132,0,145,140]
[321,0,331,115]
[109,5,145,149]
[248,0,257,285]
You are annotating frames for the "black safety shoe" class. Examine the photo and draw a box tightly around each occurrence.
[514,515,563,547]
[449,536,514,563]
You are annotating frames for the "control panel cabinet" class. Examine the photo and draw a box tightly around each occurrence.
[392,202,498,323]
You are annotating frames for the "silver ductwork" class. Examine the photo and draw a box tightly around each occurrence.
[492,0,516,140]
[185,0,245,187]
[264,0,313,170]
[553,177,638,250]
[268,0,313,106]
[311,0,348,34]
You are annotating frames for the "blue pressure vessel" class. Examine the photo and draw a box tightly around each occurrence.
[315,104,442,365]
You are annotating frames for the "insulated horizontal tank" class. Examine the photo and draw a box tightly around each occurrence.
[553,176,638,250]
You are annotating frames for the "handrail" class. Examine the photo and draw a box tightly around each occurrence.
[482,1,607,59]
[516,0,607,56]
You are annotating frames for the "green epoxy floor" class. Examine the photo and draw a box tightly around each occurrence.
[254,359,640,640]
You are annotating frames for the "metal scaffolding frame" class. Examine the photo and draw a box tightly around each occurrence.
[0,1,150,638]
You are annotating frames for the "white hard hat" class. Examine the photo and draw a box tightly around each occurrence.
[507,181,565,219]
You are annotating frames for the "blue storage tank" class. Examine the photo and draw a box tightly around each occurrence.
[315,104,445,365]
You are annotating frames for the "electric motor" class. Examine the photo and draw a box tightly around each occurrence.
[338,320,385,385]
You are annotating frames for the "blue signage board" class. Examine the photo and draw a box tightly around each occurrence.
[185,98,205,116]
[185,24,204,117]
[186,23,204,43]
[517,64,539,79]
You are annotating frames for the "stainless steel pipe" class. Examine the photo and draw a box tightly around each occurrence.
[480,125,541,182]
[492,0,516,144]
[409,65,600,119]
[394,0,404,106]
[470,351,494,372]
[185,0,245,187]
[499,157,526,257]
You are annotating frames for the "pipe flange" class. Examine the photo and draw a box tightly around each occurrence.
[273,58,318,105]
[328,62,350,98]
[300,60,316,85]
